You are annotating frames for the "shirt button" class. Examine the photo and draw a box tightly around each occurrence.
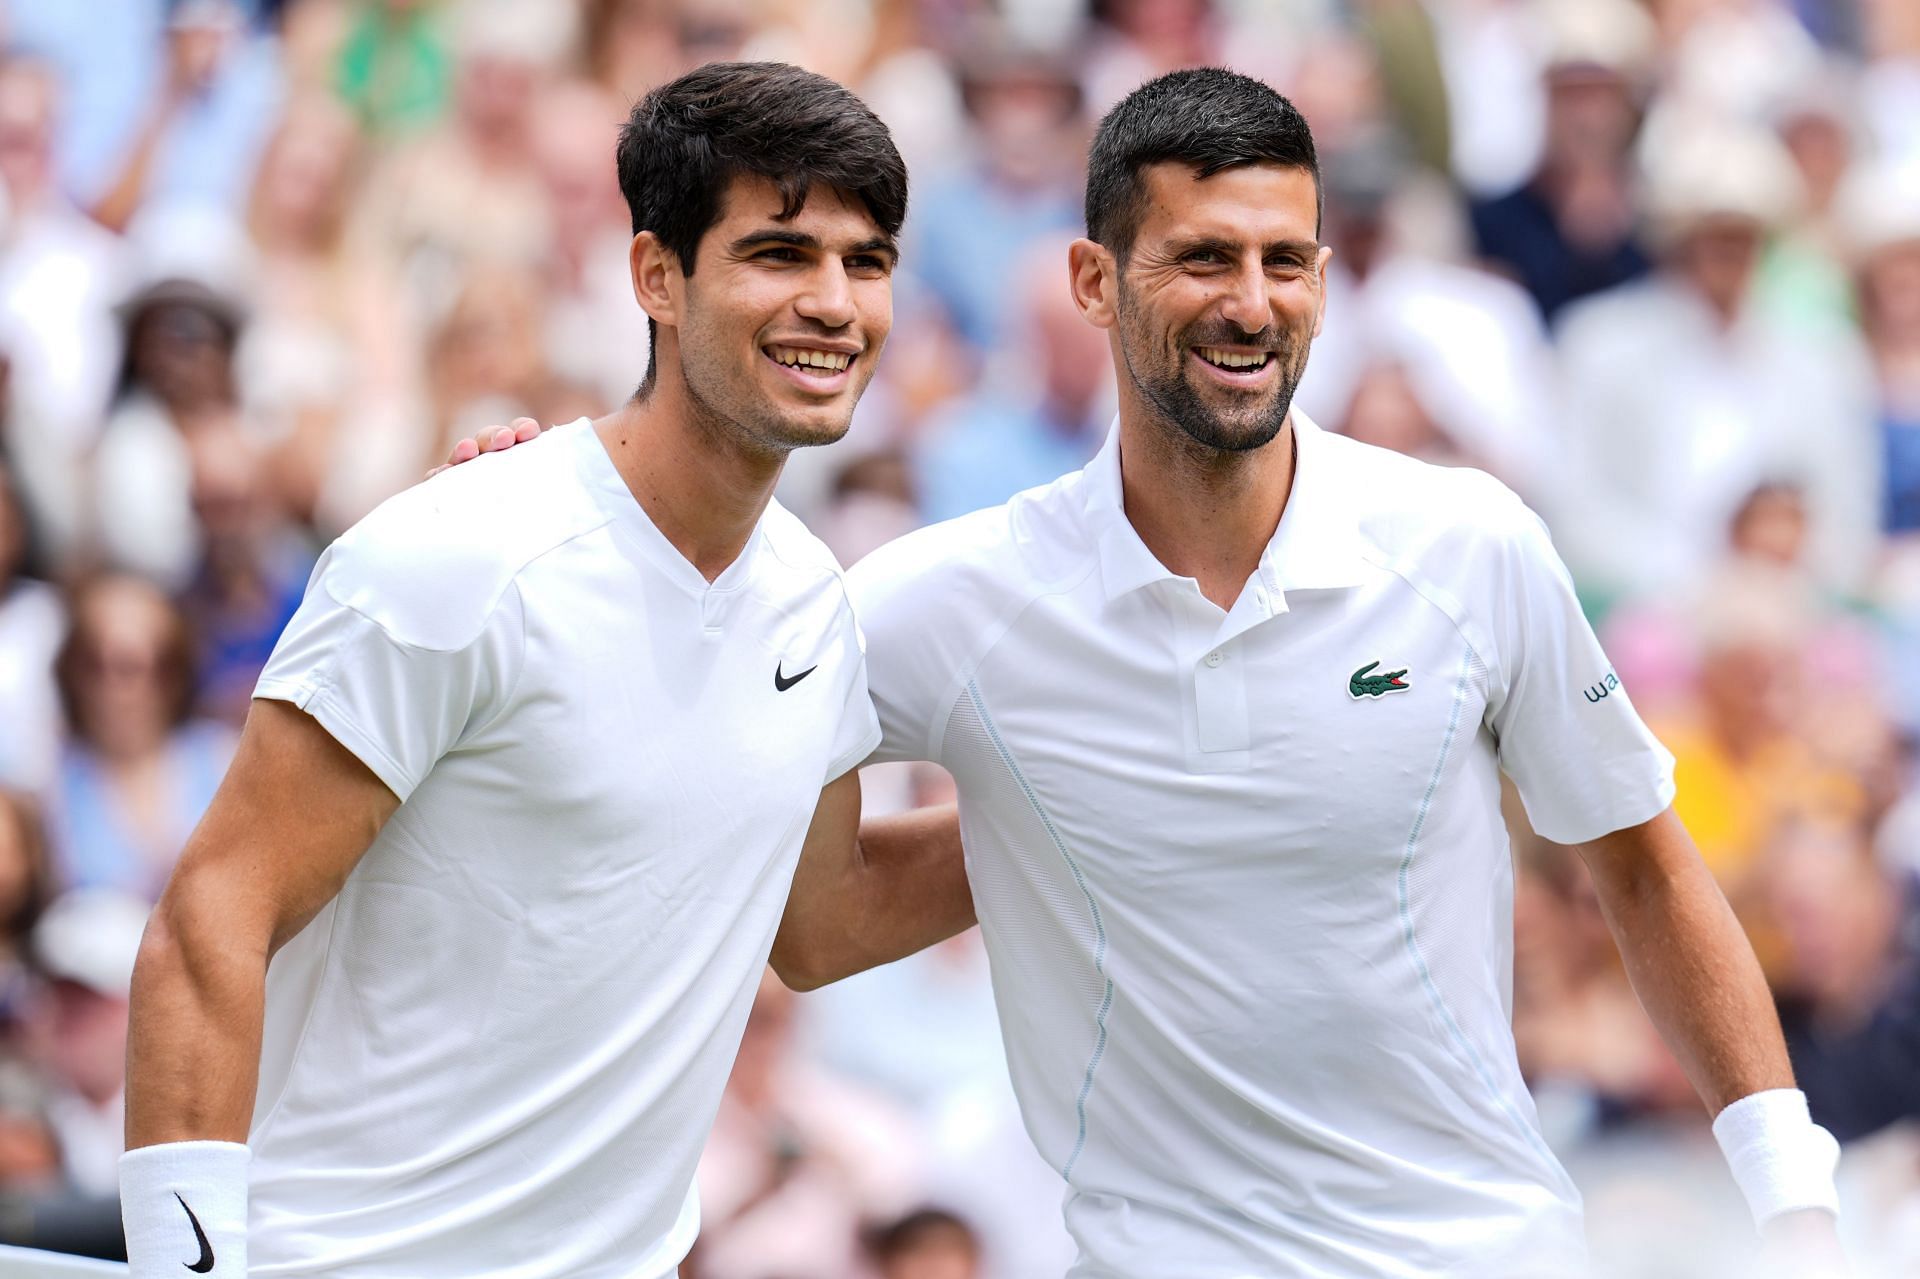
[1205,650,1224,668]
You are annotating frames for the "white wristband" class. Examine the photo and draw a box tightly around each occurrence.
[120,1141,250,1279]
[1711,1089,1841,1226]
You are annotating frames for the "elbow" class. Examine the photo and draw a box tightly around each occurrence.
[767,941,833,993]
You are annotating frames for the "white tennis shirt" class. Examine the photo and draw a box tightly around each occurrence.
[848,412,1675,1278]
[248,420,878,1277]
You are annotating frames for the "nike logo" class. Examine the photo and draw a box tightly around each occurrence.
[1349,660,1410,699]
[175,1192,214,1273]
[774,661,818,692]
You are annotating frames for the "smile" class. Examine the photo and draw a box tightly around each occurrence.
[1193,346,1274,371]
[764,344,855,377]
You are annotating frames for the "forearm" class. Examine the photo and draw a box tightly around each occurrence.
[774,802,974,990]
[89,104,175,234]
[125,883,269,1148]
[1588,827,1793,1113]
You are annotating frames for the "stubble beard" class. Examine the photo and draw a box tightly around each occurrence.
[1116,284,1312,457]
[676,330,861,460]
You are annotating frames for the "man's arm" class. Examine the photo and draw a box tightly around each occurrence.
[1577,806,1846,1263]
[1575,806,1790,1110]
[128,698,398,1146]
[769,772,974,992]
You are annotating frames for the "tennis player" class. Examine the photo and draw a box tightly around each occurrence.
[450,68,1846,1279]
[116,62,964,1279]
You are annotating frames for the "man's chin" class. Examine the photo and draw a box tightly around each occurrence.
[759,407,857,452]
[1172,398,1290,454]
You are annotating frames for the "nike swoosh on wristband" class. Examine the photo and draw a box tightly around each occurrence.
[774,661,817,692]
[175,1192,215,1273]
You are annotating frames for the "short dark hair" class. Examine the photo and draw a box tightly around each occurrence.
[617,60,907,274]
[1084,67,1322,260]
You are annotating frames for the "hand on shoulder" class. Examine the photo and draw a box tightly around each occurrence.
[426,417,547,479]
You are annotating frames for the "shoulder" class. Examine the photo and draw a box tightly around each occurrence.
[319,428,608,652]
[1329,432,1539,563]
[848,469,1093,636]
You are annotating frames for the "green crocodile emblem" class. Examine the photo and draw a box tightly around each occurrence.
[1349,660,1410,699]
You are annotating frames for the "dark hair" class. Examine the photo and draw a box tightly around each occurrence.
[1085,67,1321,260]
[54,575,200,740]
[864,1207,980,1263]
[616,61,908,381]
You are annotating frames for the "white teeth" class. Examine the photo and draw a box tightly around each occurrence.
[768,346,851,372]
[1197,347,1270,370]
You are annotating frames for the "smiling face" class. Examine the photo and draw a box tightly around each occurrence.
[1095,161,1329,454]
[659,173,895,454]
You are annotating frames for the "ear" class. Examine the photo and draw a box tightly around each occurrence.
[1311,243,1333,340]
[630,231,682,330]
[1068,238,1118,331]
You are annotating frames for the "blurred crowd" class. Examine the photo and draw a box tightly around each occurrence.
[0,0,1918,1274]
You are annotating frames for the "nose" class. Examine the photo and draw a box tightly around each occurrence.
[1218,258,1270,336]
[795,259,856,330]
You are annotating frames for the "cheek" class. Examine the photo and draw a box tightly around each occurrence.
[858,281,893,346]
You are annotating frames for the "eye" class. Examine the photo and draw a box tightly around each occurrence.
[846,254,893,276]
[1184,249,1223,266]
[755,247,802,263]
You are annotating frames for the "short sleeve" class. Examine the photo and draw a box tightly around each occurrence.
[1484,501,1676,845]
[253,546,526,802]
[824,620,883,784]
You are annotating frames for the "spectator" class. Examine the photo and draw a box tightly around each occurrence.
[531,79,644,415]
[1760,808,1920,1144]
[237,92,405,533]
[696,971,922,1279]
[0,58,124,561]
[907,27,1085,353]
[1841,163,1920,534]
[0,790,54,1038]
[24,888,147,1199]
[1468,0,1654,324]
[913,236,1111,524]
[867,1207,983,1279]
[1303,137,1554,495]
[86,0,283,233]
[45,575,234,899]
[1552,120,1880,606]
[0,463,64,790]
[346,0,569,307]
[331,0,454,141]
[90,224,252,590]
[178,421,314,724]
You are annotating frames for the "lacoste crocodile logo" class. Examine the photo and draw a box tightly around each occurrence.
[1349,660,1410,699]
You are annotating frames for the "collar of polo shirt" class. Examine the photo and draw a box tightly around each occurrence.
[1082,410,1373,609]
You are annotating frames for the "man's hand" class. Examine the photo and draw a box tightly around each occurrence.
[426,417,547,478]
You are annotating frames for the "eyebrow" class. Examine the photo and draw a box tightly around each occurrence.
[729,227,900,265]
[1168,235,1320,258]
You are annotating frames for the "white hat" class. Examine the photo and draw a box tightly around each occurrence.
[1836,160,1920,259]
[1641,117,1804,238]
[32,889,150,999]
[1537,0,1655,78]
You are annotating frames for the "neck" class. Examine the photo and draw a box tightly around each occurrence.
[594,362,786,582]
[1116,393,1296,610]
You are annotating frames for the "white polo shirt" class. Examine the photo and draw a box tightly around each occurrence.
[247,420,878,1277]
[848,413,1674,1278]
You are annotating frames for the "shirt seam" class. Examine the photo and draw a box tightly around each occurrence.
[927,555,1102,765]
[1360,549,1497,707]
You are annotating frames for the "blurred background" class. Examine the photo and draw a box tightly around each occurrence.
[0,0,1916,1275]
